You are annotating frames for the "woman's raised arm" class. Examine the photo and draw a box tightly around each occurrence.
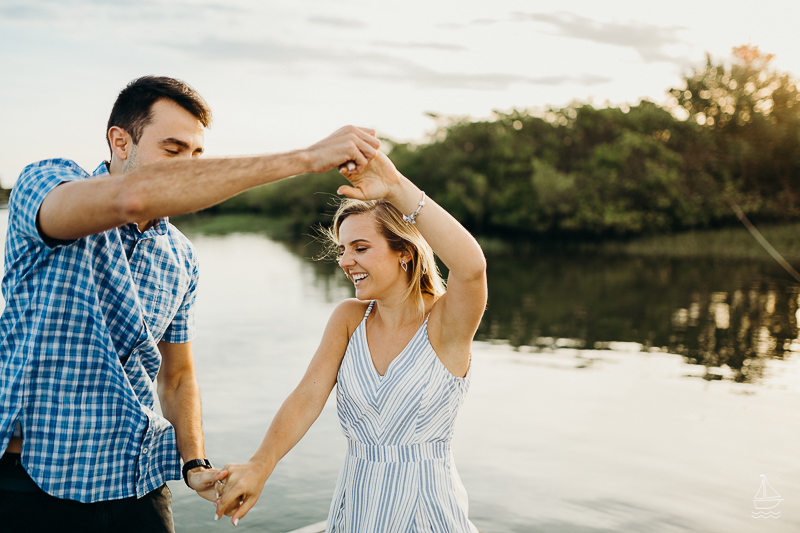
[338,152,487,376]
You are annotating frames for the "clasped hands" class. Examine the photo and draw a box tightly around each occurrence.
[303,125,410,204]
[183,460,269,526]
[208,460,274,526]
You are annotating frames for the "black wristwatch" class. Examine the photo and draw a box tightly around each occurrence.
[182,458,213,488]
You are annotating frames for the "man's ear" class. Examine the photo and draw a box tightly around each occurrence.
[108,126,132,161]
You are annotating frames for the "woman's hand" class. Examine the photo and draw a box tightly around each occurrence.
[213,460,275,526]
[338,151,407,202]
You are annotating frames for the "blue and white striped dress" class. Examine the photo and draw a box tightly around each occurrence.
[326,301,478,532]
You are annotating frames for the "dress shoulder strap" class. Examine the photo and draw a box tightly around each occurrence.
[364,300,375,319]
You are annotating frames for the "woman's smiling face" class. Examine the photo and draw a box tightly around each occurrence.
[338,213,407,301]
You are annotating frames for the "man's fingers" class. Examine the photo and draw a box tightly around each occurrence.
[348,149,369,172]
[340,128,379,162]
[356,153,370,170]
[342,134,374,167]
[354,127,380,148]
[338,125,378,144]
[188,468,227,490]
[355,136,379,159]
[197,468,226,484]
[308,126,380,174]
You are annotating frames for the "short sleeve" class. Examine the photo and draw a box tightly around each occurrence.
[161,252,199,344]
[9,160,84,247]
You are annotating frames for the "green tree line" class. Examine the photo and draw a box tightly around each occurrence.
[205,45,800,238]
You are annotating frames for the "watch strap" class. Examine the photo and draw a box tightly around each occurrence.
[182,458,213,488]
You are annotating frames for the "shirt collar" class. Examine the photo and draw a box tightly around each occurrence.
[95,161,110,177]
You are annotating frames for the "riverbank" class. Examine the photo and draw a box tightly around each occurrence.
[173,213,299,238]
[582,223,800,261]
[173,213,800,263]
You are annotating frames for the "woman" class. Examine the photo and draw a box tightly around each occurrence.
[214,151,487,531]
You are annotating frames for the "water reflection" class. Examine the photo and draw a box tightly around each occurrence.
[471,248,800,383]
[669,284,800,381]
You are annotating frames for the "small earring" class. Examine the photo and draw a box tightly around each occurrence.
[400,260,408,272]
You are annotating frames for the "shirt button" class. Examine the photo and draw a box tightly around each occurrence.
[142,447,149,454]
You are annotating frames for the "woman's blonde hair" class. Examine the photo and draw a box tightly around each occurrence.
[321,198,446,319]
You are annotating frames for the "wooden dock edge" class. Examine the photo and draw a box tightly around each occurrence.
[284,520,327,533]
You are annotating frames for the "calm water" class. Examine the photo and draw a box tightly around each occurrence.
[1,211,799,531]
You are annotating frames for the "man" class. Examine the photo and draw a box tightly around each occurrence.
[0,76,379,532]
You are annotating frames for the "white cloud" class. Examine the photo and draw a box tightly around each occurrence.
[513,12,687,63]
[165,37,610,91]
[308,16,368,28]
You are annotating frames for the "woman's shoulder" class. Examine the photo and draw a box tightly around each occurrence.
[335,298,371,315]
[330,298,372,337]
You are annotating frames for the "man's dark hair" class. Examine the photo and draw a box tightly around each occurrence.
[106,76,212,155]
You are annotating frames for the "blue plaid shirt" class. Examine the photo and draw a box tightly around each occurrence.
[0,159,199,503]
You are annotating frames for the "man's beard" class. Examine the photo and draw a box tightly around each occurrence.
[122,144,140,173]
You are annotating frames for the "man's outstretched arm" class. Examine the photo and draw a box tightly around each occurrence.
[38,126,379,241]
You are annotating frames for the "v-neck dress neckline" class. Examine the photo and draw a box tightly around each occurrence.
[361,301,430,379]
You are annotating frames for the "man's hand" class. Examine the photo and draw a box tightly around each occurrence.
[187,467,228,502]
[302,126,381,175]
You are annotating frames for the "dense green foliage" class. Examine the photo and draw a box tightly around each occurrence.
[388,103,714,236]
[209,45,800,238]
[203,170,345,234]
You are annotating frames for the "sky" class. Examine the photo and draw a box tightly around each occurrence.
[2,0,800,187]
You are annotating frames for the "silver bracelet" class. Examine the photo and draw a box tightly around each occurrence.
[402,191,426,225]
